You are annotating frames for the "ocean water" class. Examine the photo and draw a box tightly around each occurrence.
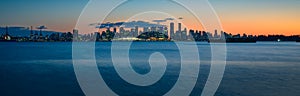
[0,42,299,96]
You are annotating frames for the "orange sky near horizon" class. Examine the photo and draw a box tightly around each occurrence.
[216,13,300,36]
[208,0,300,36]
[169,15,300,36]
[87,0,300,36]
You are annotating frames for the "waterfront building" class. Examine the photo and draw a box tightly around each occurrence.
[170,22,175,38]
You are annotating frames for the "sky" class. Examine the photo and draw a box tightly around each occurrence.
[0,0,299,35]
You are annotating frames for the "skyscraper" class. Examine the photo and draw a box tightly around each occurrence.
[113,27,117,33]
[182,28,187,40]
[135,26,139,37]
[178,23,183,40]
[220,30,225,39]
[214,29,219,38]
[170,22,175,38]
[29,26,34,41]
[73,29,79,41]
[143,27,149,33]
[178,23,182,33]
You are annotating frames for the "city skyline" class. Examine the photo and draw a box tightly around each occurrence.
[1,22,300,42]
[2,18,300,38]
[0,0,300,35]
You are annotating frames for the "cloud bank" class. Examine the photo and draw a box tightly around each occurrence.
[91,18,175,28]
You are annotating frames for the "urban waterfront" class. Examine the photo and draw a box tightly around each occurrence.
[1,24,300,42]
[1,0,300,95]
[0,42,299,96]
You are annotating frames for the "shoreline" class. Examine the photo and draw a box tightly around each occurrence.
[0,41,298,43]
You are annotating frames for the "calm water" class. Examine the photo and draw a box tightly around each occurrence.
[0,42,299,96]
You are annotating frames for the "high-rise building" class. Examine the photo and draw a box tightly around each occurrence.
[73,29,79,41]
[175,30,181,40]
[131,28,135,37]
[143,27,149,33]
[182,28,187,40]
[214,30,219,38]
[119,27,125,33]
[95,32,101,41]
[119,27,125,38]
[203,31,208,40]
[135,26,139,37]
[30,26,33,37]
[170,22,175,37]
[188,30,195,40]
[164,27,168,36]
[158,26,164,33]
[150,26,157,32]
[113,27,117,33]
[28,26,34,41]
[38,31,44,41]
[178,23,182,33]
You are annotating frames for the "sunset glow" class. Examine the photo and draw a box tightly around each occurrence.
[0,0,299,36]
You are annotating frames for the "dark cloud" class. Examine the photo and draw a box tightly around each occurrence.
[152,18,175,23]
[89,23,100,26]
[152,20,166,23]
[92,18,175,28]
[95,22,125,28]
[165,18,175,21]
[95,21,165,28]
[36,25,47,29]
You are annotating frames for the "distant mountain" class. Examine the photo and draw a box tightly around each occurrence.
[0,26,63,37]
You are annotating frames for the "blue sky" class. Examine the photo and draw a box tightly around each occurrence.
[0,0,88,32]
